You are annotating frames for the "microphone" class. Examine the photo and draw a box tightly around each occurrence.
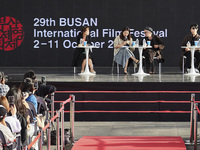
[124,37,127,41]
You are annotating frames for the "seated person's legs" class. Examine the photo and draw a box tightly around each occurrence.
[184,51,191,69]
[81,59,86,73]
[194,50,200,70]
[88,59,95,73]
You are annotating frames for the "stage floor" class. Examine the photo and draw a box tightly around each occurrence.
[36,74,200,82]
[2,67,200,83]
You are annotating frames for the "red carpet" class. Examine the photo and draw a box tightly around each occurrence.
[72,136,186,150]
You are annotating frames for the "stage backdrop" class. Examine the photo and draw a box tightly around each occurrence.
[0,0,199,67]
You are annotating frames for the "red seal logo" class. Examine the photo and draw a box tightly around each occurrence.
[0,16,24,51]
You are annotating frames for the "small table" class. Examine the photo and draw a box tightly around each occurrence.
[181,46,200,76]
[131,45,152,76]
[76,45,98,75]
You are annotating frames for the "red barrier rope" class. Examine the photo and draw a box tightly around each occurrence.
[74,100,200,103]
[55,91,200,94]
[53,100,200,103]
[62,110,190,113]
[62,97,72,105]
[27,97,72,150]
[196,106,200,115]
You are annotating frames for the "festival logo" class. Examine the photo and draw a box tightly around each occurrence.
[0,16,24,51]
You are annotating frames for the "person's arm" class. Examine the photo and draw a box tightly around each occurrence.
[182,35,190,51]
[154,36,164,50]
[114,36,127,49]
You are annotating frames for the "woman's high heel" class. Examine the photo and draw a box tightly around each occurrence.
[124,68,128,74]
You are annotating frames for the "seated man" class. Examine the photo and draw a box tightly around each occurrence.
[181,24,200,73]
[0,72,10,96]
[0,105,15,149]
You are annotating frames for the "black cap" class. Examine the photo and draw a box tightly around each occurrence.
[35,85,56,98]
[144,26,153,33]
[0,105,7,119]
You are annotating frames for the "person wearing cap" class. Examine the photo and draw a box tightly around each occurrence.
[0,105,15,149]
[0,96,21,134]
[181,24,200,73]
[114,26,139,74]
[0,72,10,96]
[143,27,165,74]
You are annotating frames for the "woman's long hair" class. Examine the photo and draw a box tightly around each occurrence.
[120,26,131,40]
[78,26,89,36]
[6,87,28,119]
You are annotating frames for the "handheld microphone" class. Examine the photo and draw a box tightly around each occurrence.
[124,37,128,41]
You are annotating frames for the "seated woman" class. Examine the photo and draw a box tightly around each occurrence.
[114,26,139,74]
[72,26,96,73]
[0,105,15,149]
[143,26,165,74]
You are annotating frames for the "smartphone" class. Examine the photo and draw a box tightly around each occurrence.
[34,80,38,89]
[8,96,15,107]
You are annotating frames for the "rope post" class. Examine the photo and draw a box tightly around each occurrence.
[70,95,75,145]
[51,92,55,119]
[185,93,195,145]
[47,120,51,150]
[39,130,43,150]
[194,103,198,150]
[56,110,60,150]
[190,94,195,143]
[60,103,65,150]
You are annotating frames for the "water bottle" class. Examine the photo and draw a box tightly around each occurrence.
[136,39,139,47]
[186,41,191,47]
[143,39,146,47]
[80,38,83,45]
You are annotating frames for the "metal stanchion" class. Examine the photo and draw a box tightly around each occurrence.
[60,103,65,150]
[56,110,60,150]
[39,130,43,150]
[51,92,55,119]
[194,103,198,150]
[70,95,75,145]
[47,120,51,150]
[185,93,195,145]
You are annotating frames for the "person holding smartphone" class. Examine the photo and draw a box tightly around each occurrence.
[0,105,15,149]
[0,72,10,96]
[114,26,139,74]
[72,26,96,73]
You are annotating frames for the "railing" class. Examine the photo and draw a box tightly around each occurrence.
[26,94,75,150]
[51,90,200,150]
